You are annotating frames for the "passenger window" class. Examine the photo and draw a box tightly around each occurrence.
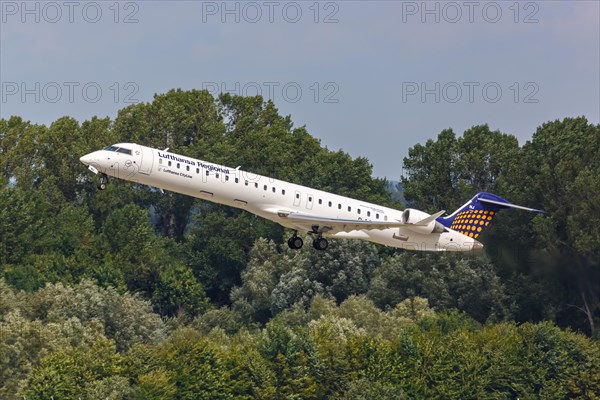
[296,193,300,199]
[376,213,379,219]
[216,173,219,179]
[225,175,229,181]
[308,196,313,202]
[264,185,267,191]
[338,204,342,210]
[245,181,248,186]
[328,201,332,207]
[348,206,351,212]
[367,211,371,217]
[235,178,239,183]
[255,183,258,188]
[196,168,199,174]
[358,209,361,215]
[159,159,163,165]
[282,189,286,195]
[177,163,180,169]
[206,170,209,176]
[272,187,276,193]
[168,161,172,167]
[318,199,322,205]
[384,215,388,221]
[186,165,190,171]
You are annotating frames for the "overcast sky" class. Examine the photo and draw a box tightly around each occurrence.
[1,1,598,178]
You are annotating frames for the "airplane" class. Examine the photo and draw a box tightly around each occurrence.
[80,143,545,252]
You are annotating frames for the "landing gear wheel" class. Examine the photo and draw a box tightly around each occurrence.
[287,236,304,250]
[98,174,108,190]
[312,237,328,251]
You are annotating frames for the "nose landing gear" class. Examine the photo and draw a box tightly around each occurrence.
[98,174,108,190]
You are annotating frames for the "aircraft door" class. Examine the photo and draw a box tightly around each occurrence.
[306,194,314,210]
[138,145,154,175]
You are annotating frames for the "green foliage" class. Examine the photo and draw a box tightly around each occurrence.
[232,238,382,323]
[83,376,138,400]
[401,118,600,336]
[0,310,105,398]
[191,306,250,335]
[368,252,511,323]
[21,280,166,351]
[0,184,93,272]
[155,328,233,399]
[3,279,599,399]
[92,203,184,295]
[340,379,405,400]
[2,92,599,397]
[402,125,520,212]
[187,206,282,304]
[21,337,125,400]
[135,368,177,400]
[152,264,210,318]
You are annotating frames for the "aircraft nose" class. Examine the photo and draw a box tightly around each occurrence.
[472,240,484,250]
[80,154,93,165]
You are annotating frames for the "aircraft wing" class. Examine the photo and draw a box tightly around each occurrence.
[276,210,406,234]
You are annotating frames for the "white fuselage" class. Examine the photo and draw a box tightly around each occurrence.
[80,143,480,251]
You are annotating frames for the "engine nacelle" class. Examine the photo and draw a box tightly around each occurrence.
[401,208,445,234]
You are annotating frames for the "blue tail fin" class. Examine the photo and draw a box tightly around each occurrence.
[437,192,545,239]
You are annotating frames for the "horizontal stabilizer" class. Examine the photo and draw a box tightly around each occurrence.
[414,210,446,226]
[478,198,546,214]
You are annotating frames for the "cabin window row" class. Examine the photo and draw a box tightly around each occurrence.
[158,159,385,219]
[312,197,382,219]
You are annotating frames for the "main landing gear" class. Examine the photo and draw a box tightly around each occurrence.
[312,237,328,251]
[287,234,304,250]
[98,174,108,190]
[287,232,329,251]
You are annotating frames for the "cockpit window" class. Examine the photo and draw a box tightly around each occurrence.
[116,148,132,155]
[103,146,132,155]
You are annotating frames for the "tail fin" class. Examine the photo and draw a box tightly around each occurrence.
[437,192,545,239]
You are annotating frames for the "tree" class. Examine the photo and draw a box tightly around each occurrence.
[187,207,283,305]
[155,328,233,399]
[368,253,511,323]
[232,238,382,323]
[23,280,166,351]
[93,204,183,295]
[402,125,520,212]
[516,117,600,336]
[152,264,210,318]
[20,337,124,400]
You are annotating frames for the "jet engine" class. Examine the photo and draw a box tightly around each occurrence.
[401,209,446,234]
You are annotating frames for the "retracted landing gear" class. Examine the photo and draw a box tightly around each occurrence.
[287,232,304,250]
[98,174,108,190]
[312,237,328,251]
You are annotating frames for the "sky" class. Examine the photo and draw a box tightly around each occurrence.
[1,0,599,178]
